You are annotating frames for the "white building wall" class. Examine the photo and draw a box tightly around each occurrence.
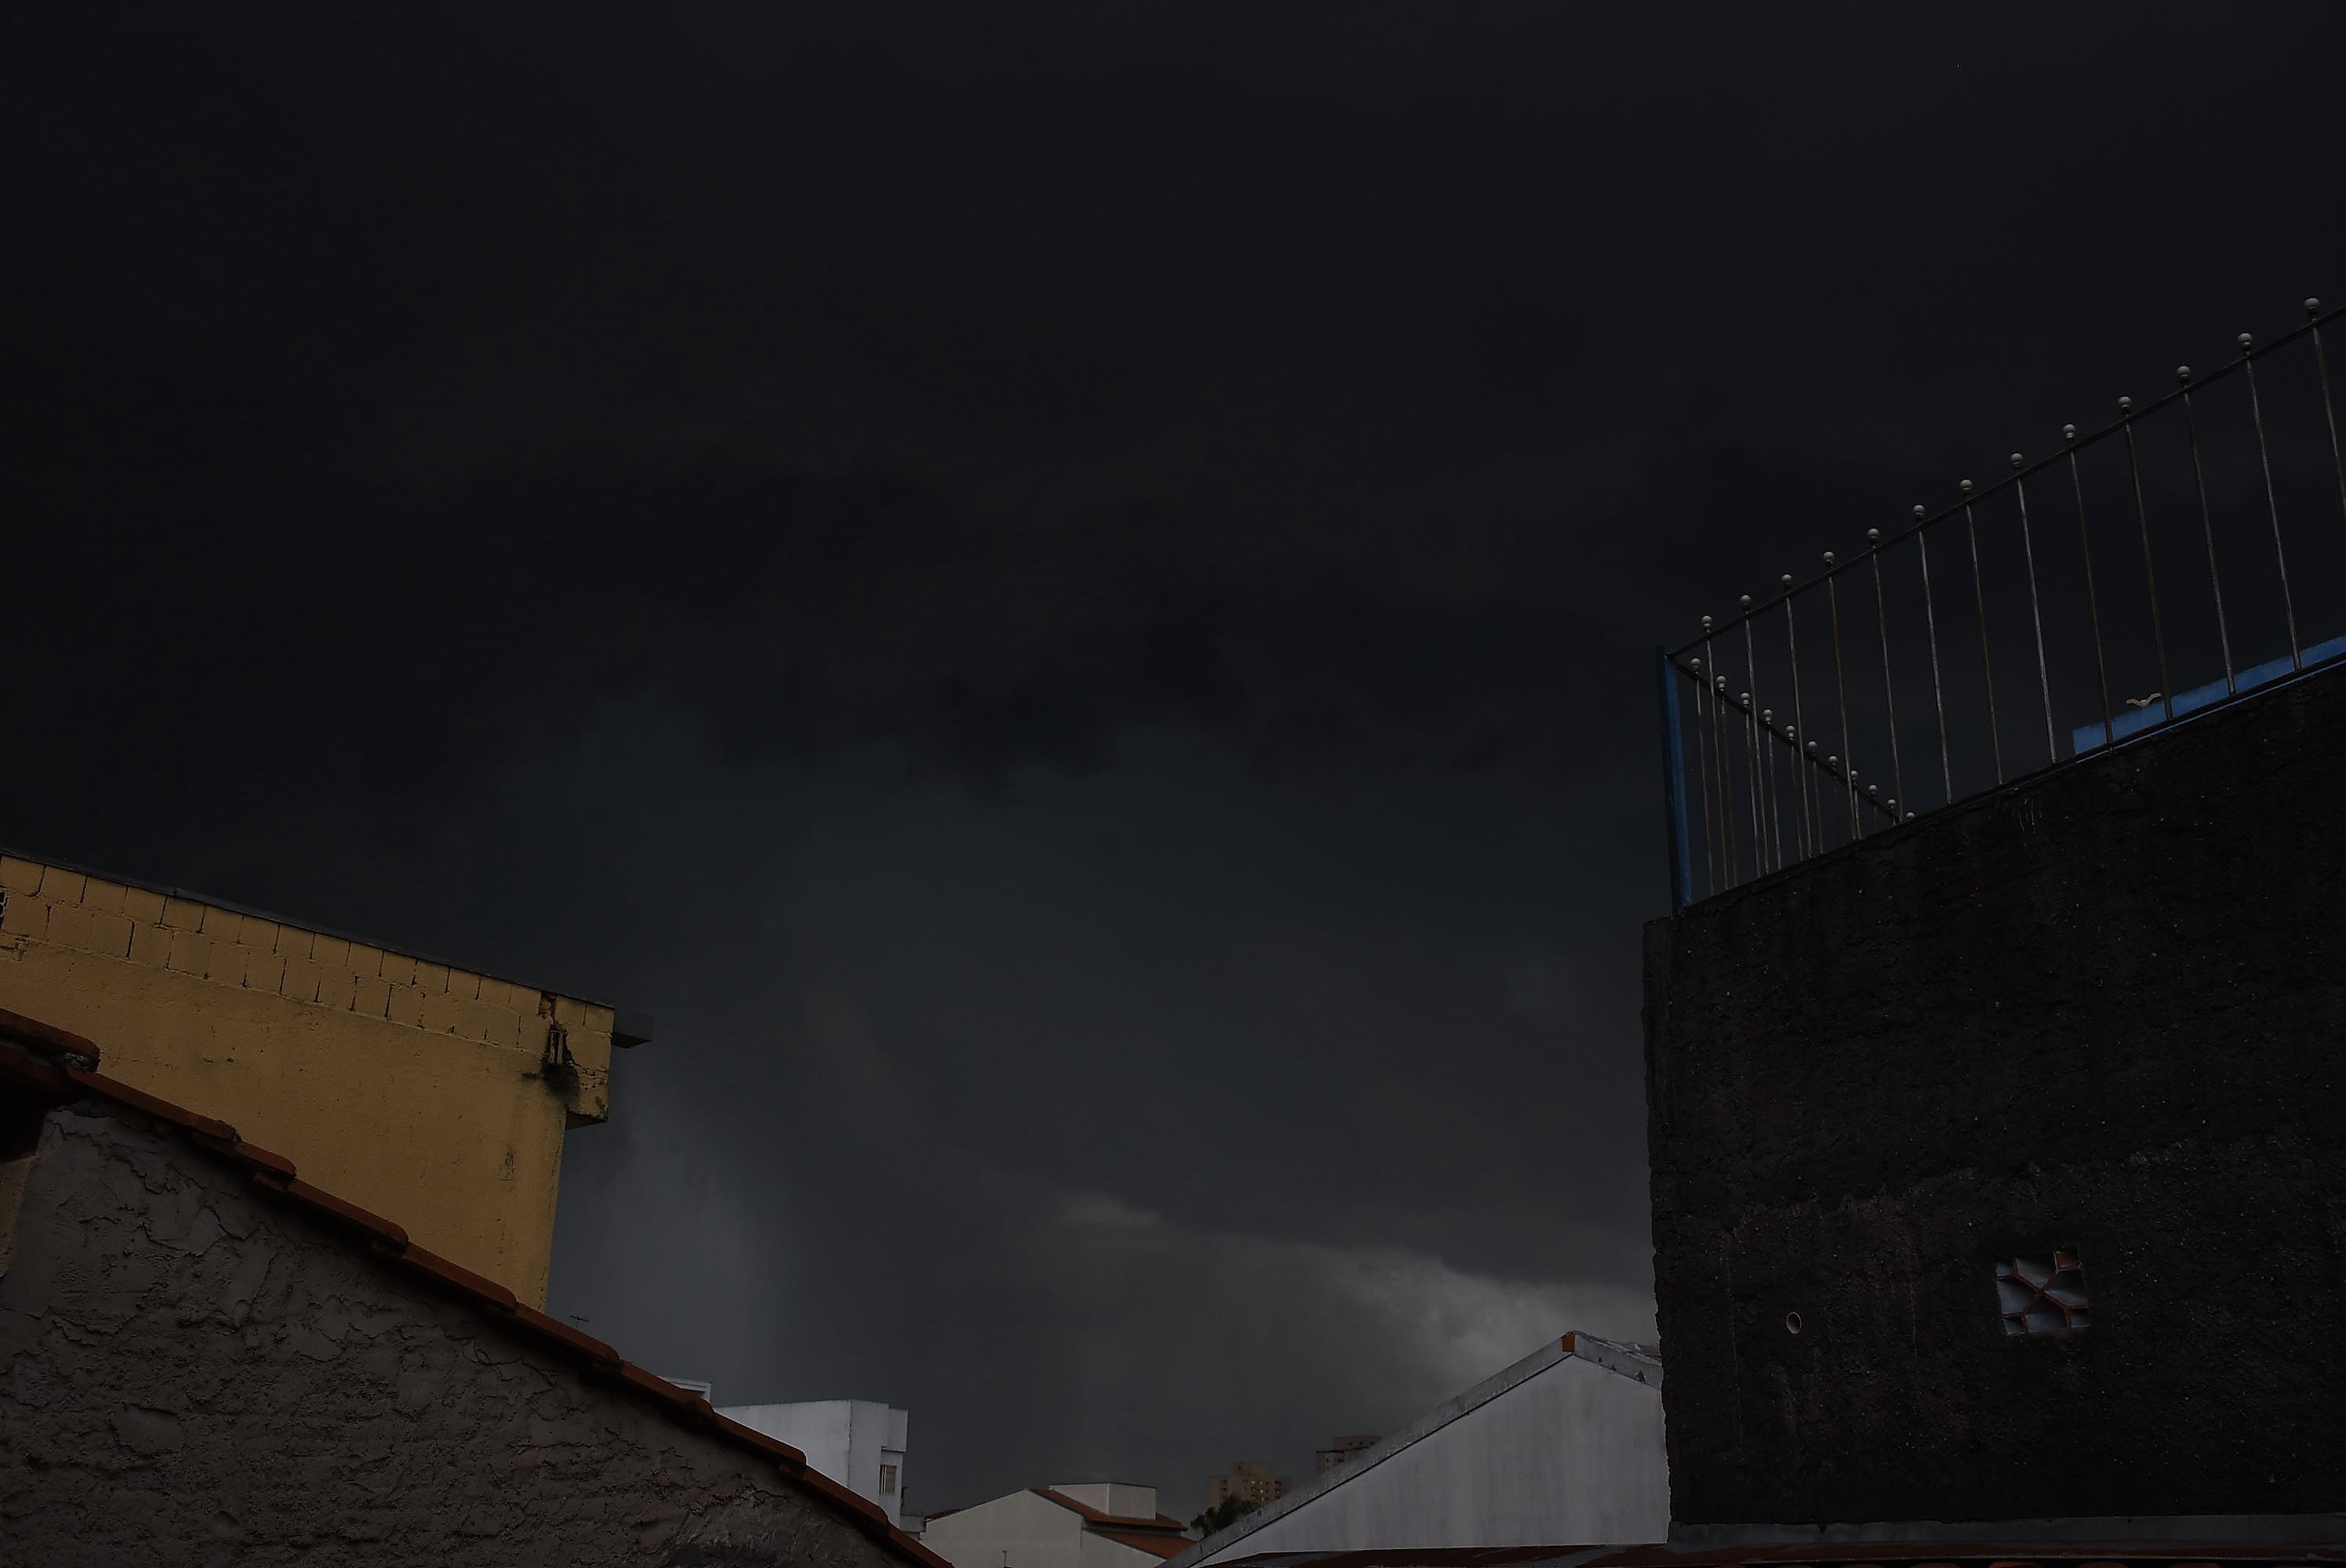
[720,1399,913,1529]
[1188,1345,1668,1563]
[922,1489,1088,1568]
[1052,1484,1159,1520]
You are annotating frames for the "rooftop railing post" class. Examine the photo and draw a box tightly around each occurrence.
[1962,481,2005,783]
[2179,365,2237,695]
[2312,299,2346,528]
[2064,426,2115,750]
[2119,398,2174,722]
[2239,333,2301,670]
[2010,455,2058,764]
[1915,506,1955,804]
[1658,645,1694,911]
[1866,529,1906,813]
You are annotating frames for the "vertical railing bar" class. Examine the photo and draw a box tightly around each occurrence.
[1824,554,1858,838]
[2120,399,2174,722]
[2239,336,2300,669]
[1658,648,1694,911]
[1781,579,1814,861]
[2311,299,2346,528]
[1745,596,1763,877]
[2179,365,2236,695]
[1690,652,1716,895]
[2063,426,2115,748]
[1701,615,1739,886]
[1741,684,1763,882]
[1740,603,1770,875]
[1915,507,1954,806]
[2010,455,2058,764]
[1963,484,2005,784]
[1760,706,1785,869]
[1865,529,1906,814]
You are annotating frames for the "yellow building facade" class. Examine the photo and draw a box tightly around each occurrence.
[0,851,641,1307]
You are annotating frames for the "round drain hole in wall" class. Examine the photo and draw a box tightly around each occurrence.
[1784,1312,1803,1335]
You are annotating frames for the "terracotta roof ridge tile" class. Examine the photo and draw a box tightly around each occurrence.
[0,1006,935,1568]
[1033,1490,1186,1530]
[1091,1530,1193,1559]
[0,1008,100,1068]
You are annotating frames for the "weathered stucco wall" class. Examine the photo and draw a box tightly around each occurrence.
[0,852,619,1305]
[1643,663,2346,1528]
[0,1091,902,1567]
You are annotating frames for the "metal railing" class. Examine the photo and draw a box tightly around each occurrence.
[1658,296,2346,909]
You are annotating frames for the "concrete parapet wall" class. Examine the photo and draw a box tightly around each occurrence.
[1643,662,2346,1527]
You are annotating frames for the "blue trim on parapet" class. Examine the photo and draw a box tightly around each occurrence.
[2071,633,2346,757]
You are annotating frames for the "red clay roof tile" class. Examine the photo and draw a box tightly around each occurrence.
[711,1410,808,1467]
[399,1245,521,1312]
[66,1069,237,1141]
[1095,1530,1193,1559]
[272,1177,410,1250]
[511,1304,620,1370]
[1033,1488,1190,1531]
[0,1007,100,1066]
[0,1043,76,1101]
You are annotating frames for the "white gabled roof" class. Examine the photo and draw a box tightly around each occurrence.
[1167,1333,1666,1568]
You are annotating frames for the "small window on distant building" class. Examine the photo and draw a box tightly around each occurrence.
[880,1463,899,1495]
[1996,1250,2090,1336]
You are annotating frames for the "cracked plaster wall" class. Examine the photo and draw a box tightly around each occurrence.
[0,1098,902,1568]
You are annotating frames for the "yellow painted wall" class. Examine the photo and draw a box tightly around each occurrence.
[0,854,616,1307]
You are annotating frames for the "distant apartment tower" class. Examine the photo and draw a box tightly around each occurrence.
[1313,1436,1378,1475]
[1204,1462,1288,1511]
[721,1399,914,1530]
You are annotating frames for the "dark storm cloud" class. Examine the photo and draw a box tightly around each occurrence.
[9,0,2345,1515]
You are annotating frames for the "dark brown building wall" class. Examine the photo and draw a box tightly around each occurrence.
[0,1092,906,1567]
[1643,662,2346,1529]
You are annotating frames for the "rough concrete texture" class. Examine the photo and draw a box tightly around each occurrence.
[0,1095,913,1567]
[1643,662,2346,1528]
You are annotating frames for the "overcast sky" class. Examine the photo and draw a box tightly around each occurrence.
[10,1,2344,1519]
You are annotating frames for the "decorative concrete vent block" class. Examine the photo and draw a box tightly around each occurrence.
[1996,1250,2090,1337]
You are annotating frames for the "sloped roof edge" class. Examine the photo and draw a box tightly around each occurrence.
[1033,1487,1192,1531]
[0,1011,935,1568]
[1165,1334,1661,1568]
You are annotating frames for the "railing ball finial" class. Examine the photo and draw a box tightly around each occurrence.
[2177,365,2192,384]
[1740,594,1752,609]
[2238,332,2254,352]
[2063,423,2077,441]
[1822,550,1836,566]
[1762,707,1773,721]
[1806,741,1817,753]
[1887,797,1897,811]
[1959,479,1974,495]
[1701,614,1713,630]
[2309,299,2323,316]
[1780,573,1794,590]
[1716,677,1727,692]
[1868,784,1879,797]
[2119,395,2134,412]
[1867,528,1880,544]
[1690,655,1702,672]
[1912,504,1926,520]
[1740,691,1750,705]
[2010,452,2024,470]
